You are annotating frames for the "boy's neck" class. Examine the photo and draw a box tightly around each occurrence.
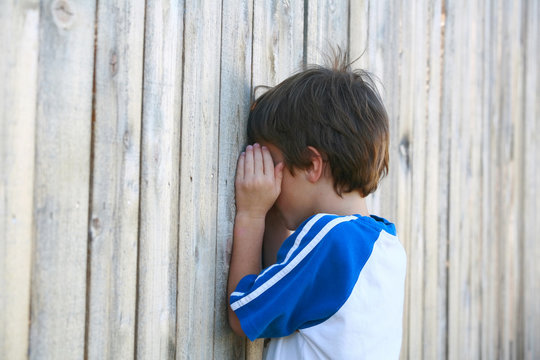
[312,187,370,218]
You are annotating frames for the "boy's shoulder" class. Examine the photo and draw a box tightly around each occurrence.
[293,212,396,240]
[276,213,397,264]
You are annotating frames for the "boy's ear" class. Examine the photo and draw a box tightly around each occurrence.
[305,146,325,183]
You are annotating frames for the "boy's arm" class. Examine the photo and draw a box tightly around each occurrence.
[227,143,283,337]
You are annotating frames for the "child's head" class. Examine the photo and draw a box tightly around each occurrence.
[247,60,389,198]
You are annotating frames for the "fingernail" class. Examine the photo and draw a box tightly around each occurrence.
[246,145,252,150]
[254,143,260,148]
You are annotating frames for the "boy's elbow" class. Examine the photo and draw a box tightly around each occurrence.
[228,307,246,338]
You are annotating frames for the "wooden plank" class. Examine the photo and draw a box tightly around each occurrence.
[500,0,526,358]
[422,1,447,359]
[252,0,304,85]
[395,2,444,359]
[0,1,39,359]
[136,1,184,358]
[213,0,253,358]
[306,0,350,65]
[445,0,484,358]
[86,0,145,358]
[480,0,501,357]
[523,2,540,359]
[398,1,426,358]
[29,0,96,358]
[249,1,304,357]
[348,0,368,69]
[175,0,222,358]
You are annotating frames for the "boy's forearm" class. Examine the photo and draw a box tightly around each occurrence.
[227,213,266,336]
[227,143,283,336]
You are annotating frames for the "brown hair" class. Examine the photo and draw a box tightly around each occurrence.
[247,56,389,197]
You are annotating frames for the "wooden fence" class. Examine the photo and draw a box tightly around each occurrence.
[1,0,538,359]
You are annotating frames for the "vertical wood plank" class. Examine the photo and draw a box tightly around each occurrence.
[500,0,526,358]
[250,0,304,357]
[86,0,145,358]
[396,1,433,359]
[523,1,540,359]
[348,0,368,69]
[445,0,484,358]
[214,0,254,358]
[480,0,500,357]
[306,0,350,65]
[137,1,184,358]
[0,1,39,359]
[175,0,222,358]
[252,0,304,86]
[29,0,96,358]
[422,1,447,359]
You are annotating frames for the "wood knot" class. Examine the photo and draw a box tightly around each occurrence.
[122,129,130,149]
[399,135,411,171]
[90,217,101,237]
[110,51,118,76]
[51,0,75,29]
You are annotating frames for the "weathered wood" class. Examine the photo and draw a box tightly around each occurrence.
[175,0,222,358]
[213,0,254,358]
[499,1,526,359]
[0,1,39,359]
[252,0,304,85]
[137,1,184,358]
[480,1,500,358]
[86,0,145,358]
[306,0,349,65]
[348,0,368,69]
[0,2,538,359]
[421,1,447,359]
[29,0,96,358]
[445,0,485,358]
[397,2,432,359]
[523,2,540,359]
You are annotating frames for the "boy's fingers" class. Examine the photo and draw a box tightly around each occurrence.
[236,152,245,180]
[244,145,254,177]
[253,143,263,175]
[261,146,274,176]
[274,162,284,191]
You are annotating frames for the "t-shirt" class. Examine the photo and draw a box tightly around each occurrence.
[230,213,407,359]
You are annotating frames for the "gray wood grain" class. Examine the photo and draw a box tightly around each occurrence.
[86,0,145,358]
[29,0,96,358]
[175,0,222,358]
[523,2,540,359]
[0,1,537,359]
[137,1,184,358]
[0,1,39,359]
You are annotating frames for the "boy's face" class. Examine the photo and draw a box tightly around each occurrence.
[261,142,315,230]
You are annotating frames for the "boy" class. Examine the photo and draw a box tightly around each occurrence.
[227,59,407,359]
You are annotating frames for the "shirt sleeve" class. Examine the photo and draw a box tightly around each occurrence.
[229,214,379,341]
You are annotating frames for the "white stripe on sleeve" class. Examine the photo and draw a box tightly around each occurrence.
[230,215,357,311]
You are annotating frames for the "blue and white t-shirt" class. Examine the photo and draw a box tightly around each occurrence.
[230,213,407,359]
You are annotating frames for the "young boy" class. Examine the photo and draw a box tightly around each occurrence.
[227,60,407,359]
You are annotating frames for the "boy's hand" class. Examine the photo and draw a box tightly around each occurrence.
[235,143,284,219]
